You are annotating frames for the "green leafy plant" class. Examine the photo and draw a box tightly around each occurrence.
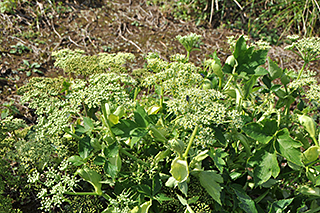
[9,43,31,55]
[2,34,320,212]
[18,60,42,77]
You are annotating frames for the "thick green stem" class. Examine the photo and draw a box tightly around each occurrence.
[182,126,198,159]
[120,147,149,166]
[218,77,222,91]
[64,191,98,196]
[297,62,307,80]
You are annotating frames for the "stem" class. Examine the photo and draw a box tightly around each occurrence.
[186,51,190,61]
[64,191,98,196]
[119,147,149,166]
[297,62,307,80]
[182,126,198,159]
[218,77,222,91]
[222,74,233,91]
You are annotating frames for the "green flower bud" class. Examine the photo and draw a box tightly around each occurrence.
[303,146,320,164]
[225,55,236,67]
[211,62,223,78]
[169,139,185,156]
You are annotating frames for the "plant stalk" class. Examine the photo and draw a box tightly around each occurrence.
[183,125,198,159]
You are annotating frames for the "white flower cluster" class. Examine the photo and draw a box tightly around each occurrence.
[142,60,203,95]
[252,39,271,50]
[288,77,317,90]
[306,84,320,105]
[167,88,234,147]
[170,53,188,63]
[70,73,136,109]
[285,36,320,58]
[27,161,79,212]
[52,49,135,75]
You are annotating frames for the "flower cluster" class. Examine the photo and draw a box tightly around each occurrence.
[288,77,317,90]
[170,53,188,63]
[167,88,231,147]
[28,161,79,212]
[70,73,136,109]
[0,116,26,134]
[142,60,202,95]
[306,84,320,105]
[285,36,320,60]
[52,49,135,76]
[107,189,137,213]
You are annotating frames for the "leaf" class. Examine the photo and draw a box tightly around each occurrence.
[170,157,189,183]
[112,119,139,137]
[104,161,117,180]
[165,176,178,188]
[189,150,208,168]
[267,198,294,213]
[275,128,303,166]
[138,184,152,197]
[268,57,283,81]
[232,184,258,213]
[68,155,85,166]
[243,75,259,99]
[243,119,277,144]
[79,135,93,159]
[108,113,119,125]
[212,127,227,146]
[131,200,152,213]
[248,143,280,185]
[94,156,106,165]
[199,170,223,205]
[77,167,102,195]
[134,104,150,127]
[209,148,228,173]
[152,174,162,196]
[178,181,188,197]
[83,117,94,132]
[298,185,320,197]
[104,142,119,158]
[254,67,268,76]
[154,194,173,204]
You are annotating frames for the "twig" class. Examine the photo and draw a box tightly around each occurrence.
[51,18,62,39]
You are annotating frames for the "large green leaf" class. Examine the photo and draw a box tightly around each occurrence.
[77,167,102,195]
[199,170,223,205]
[275,128,303,167]
[134,104,151,127]
[243,119,278,144]
[233,36,268,75]
[268,57,283,81]
[267,198,294,213]
[231,184,258,213]
[83,117,94,132]
[209,148,228,173]
[79,135,93,159]
[243,75,259,99]
[248,143,280,185]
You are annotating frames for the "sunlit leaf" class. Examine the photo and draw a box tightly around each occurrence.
[199,170,223,205]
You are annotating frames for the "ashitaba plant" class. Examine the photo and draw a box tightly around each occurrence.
[1,33,320,212]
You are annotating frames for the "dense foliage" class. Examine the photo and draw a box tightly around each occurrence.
[1,34,320,212]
